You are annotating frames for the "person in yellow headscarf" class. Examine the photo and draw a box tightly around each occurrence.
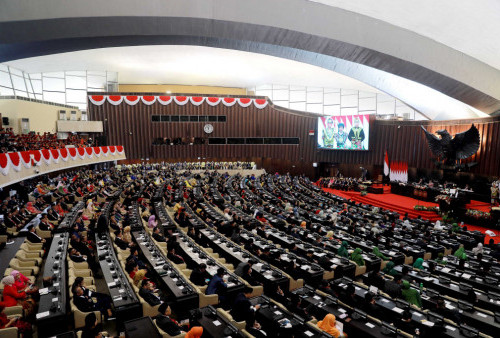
[317,313,341,338]
[133,269,147,286]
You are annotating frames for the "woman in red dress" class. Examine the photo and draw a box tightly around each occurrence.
[0,304,33,337]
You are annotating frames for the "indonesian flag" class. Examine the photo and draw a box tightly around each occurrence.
[384,150,390,176]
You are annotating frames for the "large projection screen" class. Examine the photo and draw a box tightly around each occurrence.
[317,114,370,150]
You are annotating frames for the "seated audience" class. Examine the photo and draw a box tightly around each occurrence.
[317,313,341,338]
[350,248,365,266]
[73,286,114,320]
[0,304,32,337]
[81,312,104,338]
[1,276,27,307]
[139,279,162,306]
[385,273,403,299]
[190,263,211,286]
[206,267,227,301]
[152,227,166,242]
[156,303,188,336]
[401,281,422,308]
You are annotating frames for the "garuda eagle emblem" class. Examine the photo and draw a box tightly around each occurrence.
[421,124,480,166]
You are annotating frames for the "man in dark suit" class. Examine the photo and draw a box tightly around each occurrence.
[114,230,130,250]
[190,263,211,286]
[96,209,108,234]
[26,224,46,246]
[73,286,114,319]
[152,227,166,242]
[38,214,53,232]
[155,303,187,335]
[385,273,403,299]
[139,279,162,306]
[230,287,259,323]
[166,247,184,265]
[206,267,228,302]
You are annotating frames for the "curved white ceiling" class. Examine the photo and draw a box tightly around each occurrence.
[4,45,489,120]
[311,0,500,71]
[4,45,381,92]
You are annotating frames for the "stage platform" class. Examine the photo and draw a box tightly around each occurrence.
[323,187,441,221]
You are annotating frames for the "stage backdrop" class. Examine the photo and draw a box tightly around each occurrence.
[87,93,500,178]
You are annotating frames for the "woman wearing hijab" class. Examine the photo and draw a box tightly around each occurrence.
[472,242,483,255]
[26,202,41,214]
[11,270,38,300]
[148,215,157,229]
[351,248,365,266]
[436,252,447,265]
[133,270,147,287]
[382,261,398,276]
[317,313,341,338]
[122,226,132,243]
[413,258,425,270]
[185,326,203,338]
[372,247,389,261]
[401,280,422,308]
[337,241,349,258]
[1,276,28,307]
[11,270,31,292]
[454,244,468,260]
[434,220,443,231]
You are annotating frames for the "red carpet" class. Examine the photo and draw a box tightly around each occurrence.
[466,200,491,213]
[323,188,441,221]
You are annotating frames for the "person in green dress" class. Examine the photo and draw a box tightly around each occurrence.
[337,241,349,258]
[373,247,389,261]
[436,252,447,265]
[351,248,365,266]
[413,257,425,270]
[453,244,468,260]
[401,280,422,308]
[382,261,398,276]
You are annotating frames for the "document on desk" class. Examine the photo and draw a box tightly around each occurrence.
[36,311,50,319]
[393,307,404,314]
[213,320,221,326]
[462,273,471,279]
[365,322,375,329]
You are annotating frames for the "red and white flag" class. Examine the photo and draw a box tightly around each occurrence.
[384,150,390,176]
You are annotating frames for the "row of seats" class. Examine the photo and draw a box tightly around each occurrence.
[67,242,99,329]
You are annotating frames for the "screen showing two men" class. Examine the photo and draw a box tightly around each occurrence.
[317,114,370,150]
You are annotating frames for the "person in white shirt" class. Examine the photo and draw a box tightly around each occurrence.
[433,220,444,231]
[224,208,233,221]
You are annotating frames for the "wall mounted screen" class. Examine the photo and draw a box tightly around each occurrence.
[317,114,370,150]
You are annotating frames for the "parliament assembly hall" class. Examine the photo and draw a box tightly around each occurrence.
[2,1,500,337]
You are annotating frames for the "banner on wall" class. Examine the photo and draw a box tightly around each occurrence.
[0,146,125,176]
[87,95,269,109]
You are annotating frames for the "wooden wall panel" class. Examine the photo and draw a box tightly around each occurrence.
[89,95,500,178]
